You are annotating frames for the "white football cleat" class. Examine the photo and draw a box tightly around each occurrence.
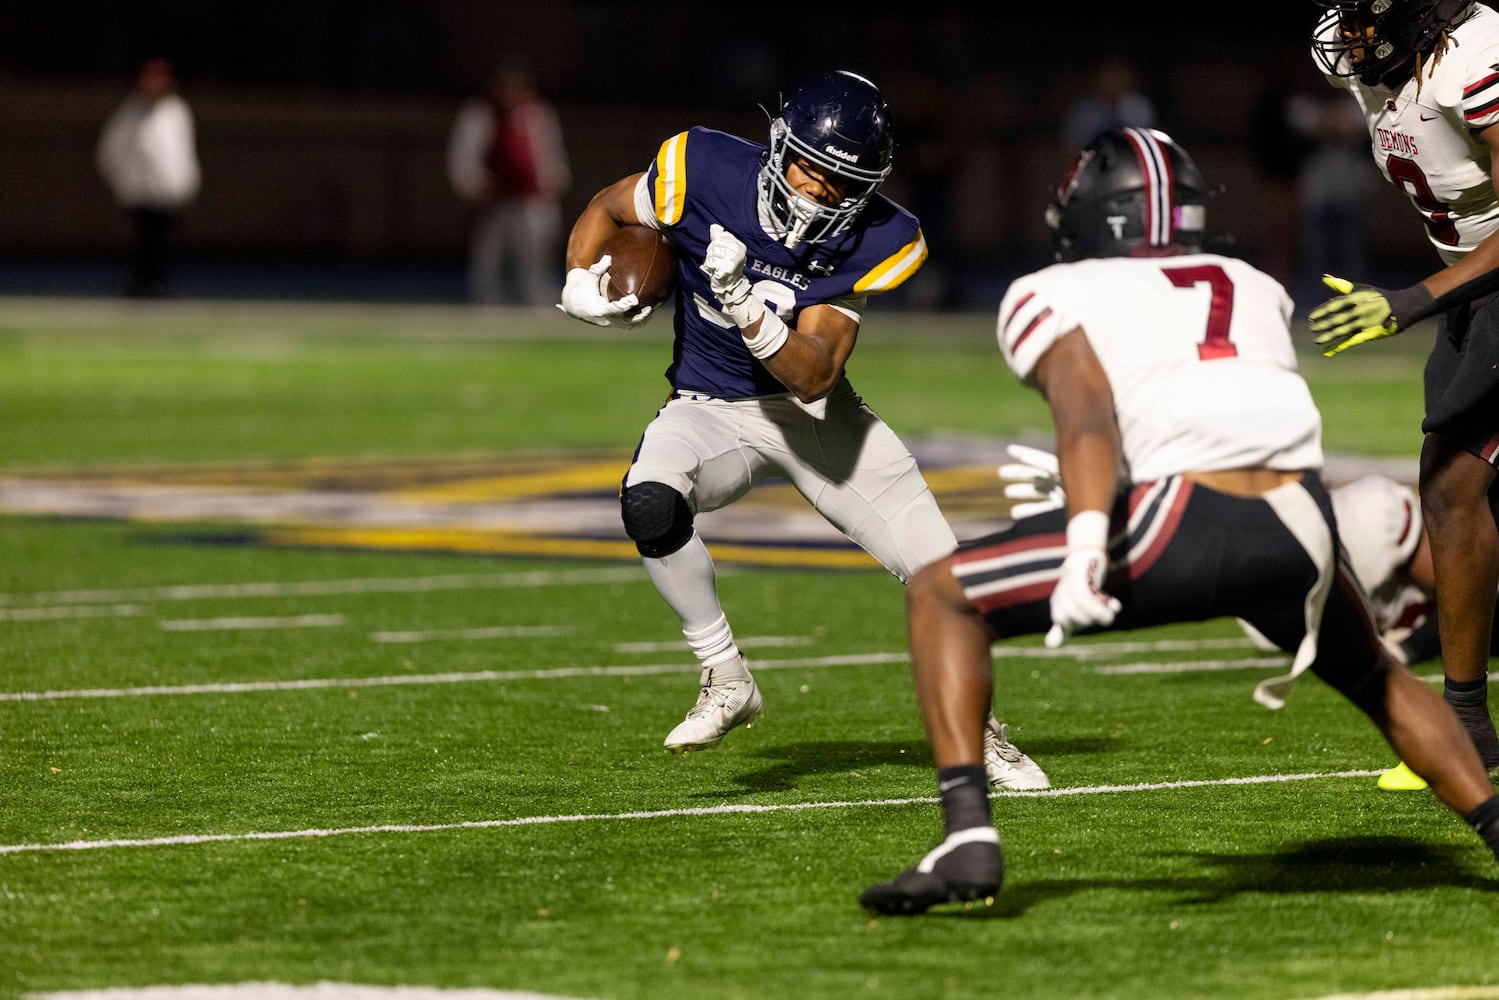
[984,716,1050,790]
[664,661,764,753]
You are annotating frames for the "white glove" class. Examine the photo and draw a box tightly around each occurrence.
[557,255,653,329]
[1045,511,1120,648]
[700,224,761,328]
[998,444,1064,518]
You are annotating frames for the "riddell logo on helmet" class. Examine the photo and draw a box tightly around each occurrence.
[823,145,860,163]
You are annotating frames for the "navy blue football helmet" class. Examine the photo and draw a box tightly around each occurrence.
[759,70,895,249]
[1311,0,1477,88]
[1046,127,1208,262]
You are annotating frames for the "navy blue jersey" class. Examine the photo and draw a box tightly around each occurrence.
[643,127,927,399]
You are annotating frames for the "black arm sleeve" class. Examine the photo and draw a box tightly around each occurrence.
[1401,265,1499,327]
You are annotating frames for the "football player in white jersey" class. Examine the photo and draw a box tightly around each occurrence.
[1308,0,1499,772]
[556,71,1047,787]
[1256,473,1499,789]
[1009,459,1443,663]
[1258,474,1494,672]
[1008,450,1499,790]
[1330,475,1499,671]
[861,128,1499,915]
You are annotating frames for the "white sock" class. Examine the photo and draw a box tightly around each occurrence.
[684,614,744,674]
[642,531,742,669]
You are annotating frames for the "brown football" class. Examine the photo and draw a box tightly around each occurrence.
[602,225,675,310]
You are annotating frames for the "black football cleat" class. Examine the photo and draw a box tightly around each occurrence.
[860,827,1003,915]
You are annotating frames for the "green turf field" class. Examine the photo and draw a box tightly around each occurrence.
[2,298,1494,1000]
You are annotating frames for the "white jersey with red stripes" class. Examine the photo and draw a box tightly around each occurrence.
[1315,3,1499,264]
[997,253,1324,481]
[1331,475,1430,632]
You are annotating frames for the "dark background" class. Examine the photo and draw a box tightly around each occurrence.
[0,3,1320,103]
[0,2,1425,307]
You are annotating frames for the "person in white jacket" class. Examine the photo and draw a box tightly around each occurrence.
[96,57,200,297]
[446,61,570,306]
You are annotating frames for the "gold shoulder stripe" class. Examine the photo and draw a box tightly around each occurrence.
[853,229,928,294]
[652,131,690,225]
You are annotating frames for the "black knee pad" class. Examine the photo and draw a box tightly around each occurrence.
[620,482,693,558]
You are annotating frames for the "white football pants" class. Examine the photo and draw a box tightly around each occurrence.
[623,377,957,582]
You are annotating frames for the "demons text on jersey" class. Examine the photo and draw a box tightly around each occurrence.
[1377,127,1419,155]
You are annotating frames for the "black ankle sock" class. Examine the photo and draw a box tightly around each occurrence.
[1445,676,1490,703]
[937,764,991,834]
[1445,677,1499,765]
[1463,795,1499,863]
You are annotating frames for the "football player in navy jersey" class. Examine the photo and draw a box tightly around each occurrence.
[860,127,1499,915]
[556,70,1047,787]
[1307,0,1499,775]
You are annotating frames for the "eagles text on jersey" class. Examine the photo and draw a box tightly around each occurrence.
[645,127,926,399]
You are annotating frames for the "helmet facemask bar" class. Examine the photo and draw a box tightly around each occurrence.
[759,116,891,249]
[1311,1,1409,86]
[1311,0,1477,87]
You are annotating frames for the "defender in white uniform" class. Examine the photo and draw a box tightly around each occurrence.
[862,128,1499,915]
[1309,0,1499,771]
[1332,477,1429,637]
[1254,474,1499,664]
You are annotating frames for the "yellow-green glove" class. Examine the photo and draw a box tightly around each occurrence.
[1307,274,1401,357]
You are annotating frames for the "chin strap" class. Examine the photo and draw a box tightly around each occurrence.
[781,195,821,250]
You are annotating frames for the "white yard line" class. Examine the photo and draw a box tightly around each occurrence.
[0,653,913,702]
[1299,990,1499,1000]
[991,636,1258,659]
[613,635,815,653]
[29,987,595,1000]
[1093,657,1290,675]
[159,614,346,632]
[0,647,1299,703]
[0,604,144,622]
[370,625,573,643]
[33,987,1499,1000]
[0,568,649,608]
[0,769,1383,856]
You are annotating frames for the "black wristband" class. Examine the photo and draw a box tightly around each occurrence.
[1385,283,1437,328]
[1420,264,1499,320]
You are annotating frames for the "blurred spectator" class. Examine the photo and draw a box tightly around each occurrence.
[95,57,201,298]
[890,72,958,310]
[1246,73,1314,291]
[1288,88,1374,310]
[446,60,571,307]
[1061,56,1157,151]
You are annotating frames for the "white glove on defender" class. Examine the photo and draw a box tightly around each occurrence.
[700,224,762,328]
[557,255,653,329]
[1046,510,1120,648]
[998,444,1064,519]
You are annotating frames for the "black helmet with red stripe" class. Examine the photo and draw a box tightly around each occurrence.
[1046,127,1207,262]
